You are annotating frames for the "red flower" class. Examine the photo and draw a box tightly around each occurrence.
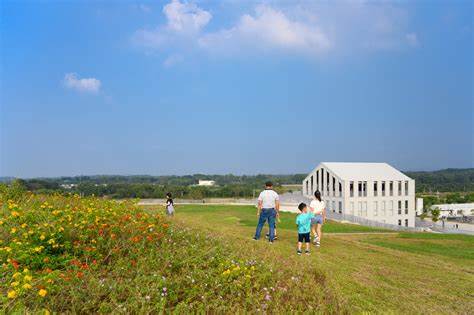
[11,260,19,270]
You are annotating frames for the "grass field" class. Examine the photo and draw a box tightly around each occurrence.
[2,192,473,313]
[150,204,474,314]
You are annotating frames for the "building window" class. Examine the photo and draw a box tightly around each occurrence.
[350,181,354,197]
[398,201,402,215]
[316,170,319,191]
[338,201,342,214]
[310,176,314,195]
[405,200,409,214]
[374,181,378,197]
[306,181,309,195]
[321,169,324,194]
[339,182,342,197]
[327,173,330,194]
[398,219,402,226]
[381,201,386,216]
[405,181,409,196]
[398,181,402,196]
[405,219,409,227]
[363,181,367,197]
[389,181,394,196]
[332,201,336,213]
[358,182,362,197]
[389,201,394,216]
[374,201,378,216]
[332,177,336,196]
[381,181,386,197]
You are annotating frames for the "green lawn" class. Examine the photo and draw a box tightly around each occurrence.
[143,204,474,314]
[176,204,391,233]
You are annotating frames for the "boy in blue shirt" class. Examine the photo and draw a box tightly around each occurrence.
[296,202,314,255]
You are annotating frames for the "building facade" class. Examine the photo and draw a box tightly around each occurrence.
[303,162,416,227]
[431,203,474,218]
[198,180,216,186]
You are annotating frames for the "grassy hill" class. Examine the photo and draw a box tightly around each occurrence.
[2,190,473,313]
[159,204,473,313]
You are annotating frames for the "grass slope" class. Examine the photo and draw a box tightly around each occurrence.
[151,204,474,314]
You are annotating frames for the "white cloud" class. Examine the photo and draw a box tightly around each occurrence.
[199,5,330,55]
[63,73,101,93]
[405,33,419,47]
[163,0,211,33]
[132,0,211,52]
[133,1,418,61]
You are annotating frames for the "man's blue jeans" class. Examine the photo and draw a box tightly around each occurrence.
[254,208,276,242]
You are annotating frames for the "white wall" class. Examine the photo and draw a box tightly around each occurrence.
[303,166,416,227]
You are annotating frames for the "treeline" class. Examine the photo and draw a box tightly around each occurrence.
[2,168,473,199]
[405,168,474,192]
[6,176,301,199]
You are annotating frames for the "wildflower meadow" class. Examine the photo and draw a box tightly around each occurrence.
[0,184,282,313]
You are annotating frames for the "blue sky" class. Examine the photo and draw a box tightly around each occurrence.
[1,0,472,178]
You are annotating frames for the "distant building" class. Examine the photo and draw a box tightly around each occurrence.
[198,180,216,186]
[60,184,77,189]
[303,162,416,227]
[416,198,424,216]
[431,203,474,218]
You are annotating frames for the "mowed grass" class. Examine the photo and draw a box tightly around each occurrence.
[176,204,391,233]
[145,204,474,314]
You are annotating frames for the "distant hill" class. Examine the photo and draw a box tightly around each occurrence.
[404,168,474,192]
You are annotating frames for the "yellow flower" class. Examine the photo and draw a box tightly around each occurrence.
[24,275,33,282]
[7,290,17,299]
[11,211,20,217]
[40,234,46,240]
[23,283,32,290]
[13,272,21,279]
[38,289,47,297]
[23,268,29,273]
[21,223,27,228]
[11,281,19,287]
[10,228,17,234]
[0,220,4,225]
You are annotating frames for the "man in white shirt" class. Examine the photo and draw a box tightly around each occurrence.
[253,181,280,243]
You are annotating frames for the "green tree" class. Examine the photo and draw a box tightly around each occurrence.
[431,207,441,222]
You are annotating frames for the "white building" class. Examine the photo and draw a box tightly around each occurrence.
[303,162,416,227]
[431,203,474,218]
[198,180,216,186]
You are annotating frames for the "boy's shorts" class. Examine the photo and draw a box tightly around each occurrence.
[298,232,310,243]
[311,215,323,225]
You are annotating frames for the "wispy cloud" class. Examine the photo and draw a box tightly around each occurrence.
[405,33,419,47]
[163,0,211,33]
[63,73,101,93]
[132,0,419,62]
[199,5,331,55]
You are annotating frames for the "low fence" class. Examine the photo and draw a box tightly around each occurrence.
[415,218,474,235]
[325,211,425,232]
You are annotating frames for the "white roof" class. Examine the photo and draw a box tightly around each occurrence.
[432,203,474,211]
[309,162,412,181]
